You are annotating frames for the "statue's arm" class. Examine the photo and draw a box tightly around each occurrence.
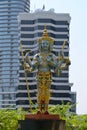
[48,54,58,72]
[24,53,40,72]
[61,58,71,70]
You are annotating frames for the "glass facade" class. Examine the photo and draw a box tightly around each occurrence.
[0,0,30,108]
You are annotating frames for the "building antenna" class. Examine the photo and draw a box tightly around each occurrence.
[42,4,45,10]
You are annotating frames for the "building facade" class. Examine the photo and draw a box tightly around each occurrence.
[16,9,75,111]
[0,0,30,108]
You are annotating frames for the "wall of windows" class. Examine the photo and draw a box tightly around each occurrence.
[0,0,30,108]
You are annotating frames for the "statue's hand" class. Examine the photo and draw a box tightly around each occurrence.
[25,63,31,72]
[47,56,51,62]
[65,58,71,65]
[20,60,30,70]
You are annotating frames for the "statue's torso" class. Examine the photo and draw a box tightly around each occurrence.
[34,53,54,72]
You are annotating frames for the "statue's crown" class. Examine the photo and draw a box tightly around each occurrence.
[38,26,54,44]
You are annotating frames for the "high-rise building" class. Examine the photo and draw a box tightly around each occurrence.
[71,92,76,112]
[0,0,30,108]
[17,9,75,112]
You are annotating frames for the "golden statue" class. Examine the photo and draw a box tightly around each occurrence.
[20,26,70,114]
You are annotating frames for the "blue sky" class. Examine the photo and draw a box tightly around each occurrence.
[31,0,87,114]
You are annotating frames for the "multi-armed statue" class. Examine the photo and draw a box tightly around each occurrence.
[21,26,70,114]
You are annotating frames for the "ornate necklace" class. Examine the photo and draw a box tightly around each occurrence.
[41,53,49,62]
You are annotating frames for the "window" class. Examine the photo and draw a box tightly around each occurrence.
[21,20,34,24]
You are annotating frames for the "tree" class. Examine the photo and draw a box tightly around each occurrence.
[48,103,87,130]
[0,108,26,130]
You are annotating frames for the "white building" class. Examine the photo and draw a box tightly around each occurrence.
[17,9,76,112]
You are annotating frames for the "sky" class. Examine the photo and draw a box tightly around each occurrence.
[30,0,87,115]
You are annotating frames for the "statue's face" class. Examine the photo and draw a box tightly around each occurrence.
[41,40,50,52]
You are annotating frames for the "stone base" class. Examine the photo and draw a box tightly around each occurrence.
[18,114,65,130]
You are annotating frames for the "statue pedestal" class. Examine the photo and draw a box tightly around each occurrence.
[18,114,65,130]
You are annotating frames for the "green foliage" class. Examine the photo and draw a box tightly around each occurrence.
[70,114,87,130]
[48,102,87,130]
[0,108,26,130]
[0,104,87,130]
